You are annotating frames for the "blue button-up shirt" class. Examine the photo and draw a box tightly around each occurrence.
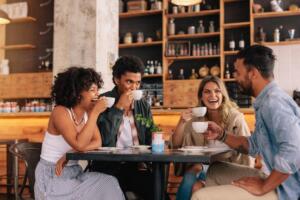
[248,81,300,200]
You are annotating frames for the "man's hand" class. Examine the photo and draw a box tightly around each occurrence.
[232,176,266,196]
[115,91,133,111]
[203,121,223,140]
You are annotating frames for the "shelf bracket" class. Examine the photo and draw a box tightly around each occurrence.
[39,48,53,60]
[39,22,54,35]
[40,0,52,7]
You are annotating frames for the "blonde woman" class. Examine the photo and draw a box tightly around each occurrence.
[172,76,253,200]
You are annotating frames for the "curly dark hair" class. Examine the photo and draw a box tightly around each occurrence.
[51,67,104,108]
[112,55,144,84]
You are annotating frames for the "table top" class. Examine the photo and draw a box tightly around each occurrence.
[66,148,233,164]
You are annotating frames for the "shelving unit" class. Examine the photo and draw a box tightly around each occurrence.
[0,44,36,50]
[119,10,162,18]
[10,17,37,23]
[119,41,162,48]
[0,0,54,99]
[166,9,220,18]
[118,0,300,108]
[253,10,300,19]
[167,32,220,39]
[223,21,250,29]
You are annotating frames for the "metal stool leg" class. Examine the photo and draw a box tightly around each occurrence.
[13,147,20,200]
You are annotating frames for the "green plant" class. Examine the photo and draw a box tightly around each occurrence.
[135,114,162,132]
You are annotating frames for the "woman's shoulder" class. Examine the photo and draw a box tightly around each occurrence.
[227,107,244,120]
[50,105,69,118]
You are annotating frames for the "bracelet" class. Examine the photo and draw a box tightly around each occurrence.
[218,129,227,143]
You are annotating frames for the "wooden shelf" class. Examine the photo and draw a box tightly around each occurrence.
[166,9,220,19]
[0,112,51,118]
[224,50,238,55]
[256,40,300,46]
[120,10,162,19]
[166,55,220,61]
[224,0,246,2]
[165,79,202,83]
[143,74,162,78]
[119,41,162,48]
[0,44,36,50]
[253,10,300,19]
[168,32,220,40]
[223,22,250,29]
[10,17,37,24]
[223,78,236,82]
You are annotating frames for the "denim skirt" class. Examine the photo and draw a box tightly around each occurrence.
[34,159,125,200]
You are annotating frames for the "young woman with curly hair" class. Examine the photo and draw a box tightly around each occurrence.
[34,67,124,200]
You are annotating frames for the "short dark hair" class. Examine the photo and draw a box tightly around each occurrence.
[236,45,276,79]
[51,66,103,108]
[112,55,144,84]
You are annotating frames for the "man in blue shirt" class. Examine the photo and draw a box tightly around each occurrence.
[192,45,300,200]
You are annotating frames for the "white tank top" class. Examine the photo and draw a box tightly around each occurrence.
[40,108,88,164]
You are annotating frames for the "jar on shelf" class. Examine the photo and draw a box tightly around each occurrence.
[136,32,144,43]
[1,59,10,75]
[208,21,215,33]
[168,19,176,35]
[124,32,133,44]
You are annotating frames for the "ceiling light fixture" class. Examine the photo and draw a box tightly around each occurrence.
[0,9,10,25]
[171,0,202,6]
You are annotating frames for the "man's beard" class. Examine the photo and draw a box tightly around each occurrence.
[238,80,253,96]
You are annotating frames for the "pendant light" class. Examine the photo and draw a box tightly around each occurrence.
[171,0,202,6]
[0,9,10,24]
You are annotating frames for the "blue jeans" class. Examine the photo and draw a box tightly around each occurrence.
[176,165,208,200]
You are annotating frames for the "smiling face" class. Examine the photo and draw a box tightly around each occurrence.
[201,81,223,110]
[79,83,99,110]
[114,72,142,94]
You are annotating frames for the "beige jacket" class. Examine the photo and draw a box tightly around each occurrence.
[173,108,254,175]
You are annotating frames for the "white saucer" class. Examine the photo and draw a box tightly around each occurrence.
[130,145,151,150]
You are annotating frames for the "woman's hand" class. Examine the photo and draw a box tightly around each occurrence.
[92,97,108,114]
[180,109,193,123]
[55,155,68,176]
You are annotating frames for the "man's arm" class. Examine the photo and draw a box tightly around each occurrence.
[224,134,249,154]
[233,169,289,196]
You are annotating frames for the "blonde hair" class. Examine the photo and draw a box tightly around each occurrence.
[197,76,238,128]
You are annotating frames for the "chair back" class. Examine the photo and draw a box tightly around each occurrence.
[9,142,42,197]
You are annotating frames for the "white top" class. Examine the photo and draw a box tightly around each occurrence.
[40,108,87,164]
[116,115,134,148]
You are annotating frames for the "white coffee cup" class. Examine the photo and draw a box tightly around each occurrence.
[132,90,143,100]
[192,107,207,117]
[192,122,208,133]
[105,97,115,108]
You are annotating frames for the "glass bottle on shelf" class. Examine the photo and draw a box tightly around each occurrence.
[229,35,235,51]
[178,68,185,80]
[144,61,149,75]
[256,27,266,42]
[168,18,176,35]
[208,21,215,33]
[156,62,162,74]
[273,28,280,42]
[149,61,154,74]
[189,69,198,79]
[225,63,231,79]
[168,69,173,80]
[197,20,205,33]
[239,34,245,50]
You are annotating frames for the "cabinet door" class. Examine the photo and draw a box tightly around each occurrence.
[164,80,200,108]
